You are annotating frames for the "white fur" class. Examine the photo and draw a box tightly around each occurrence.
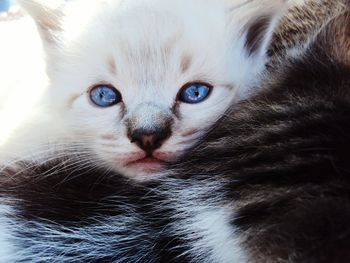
[0,204,18,263]
[2,0,285,180]
[0,18,51,160]
[167,181,248,262]
[188,208,247,263]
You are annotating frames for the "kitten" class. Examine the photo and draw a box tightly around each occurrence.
[0,3,349,263]
[0,0,286,180]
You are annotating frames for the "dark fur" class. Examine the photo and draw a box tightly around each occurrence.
[269,0,347,57]
[187,11,350,262]
[1,163,191,262]
[0,9,349,263]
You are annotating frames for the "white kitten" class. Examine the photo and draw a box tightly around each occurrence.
[1,0,286,181]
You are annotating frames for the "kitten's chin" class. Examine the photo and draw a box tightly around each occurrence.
[104,150,182,181]
[121,159,166,181]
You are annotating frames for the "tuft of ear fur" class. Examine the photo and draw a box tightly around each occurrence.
[17,0,64,44]
[234,0,287,58]
[226,0,287,89]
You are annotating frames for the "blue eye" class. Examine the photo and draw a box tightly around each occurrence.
[179,83,212,104]
[89,85,122,107]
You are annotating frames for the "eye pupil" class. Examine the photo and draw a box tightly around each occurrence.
[89,85,122,107]
[179,83,211,104]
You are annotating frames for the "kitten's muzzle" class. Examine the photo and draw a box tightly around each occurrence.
[129,127,171,154]
[126,102,173,154]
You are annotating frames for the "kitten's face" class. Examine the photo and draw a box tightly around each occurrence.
[29,0,283,180]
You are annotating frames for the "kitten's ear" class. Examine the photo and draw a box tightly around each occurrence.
[17,0,64,44]
[237,0,287,58]
[228,0,287,87]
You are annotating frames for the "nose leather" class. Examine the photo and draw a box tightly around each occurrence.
[130,127,171,153]
[126,102,174,153]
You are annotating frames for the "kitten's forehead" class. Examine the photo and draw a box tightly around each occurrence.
[78,0,234,93]
[112,8,186,69]
[104,0,231,62]
[52,0,281,104]
[64,0,232,56]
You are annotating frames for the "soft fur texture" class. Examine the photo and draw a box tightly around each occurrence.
[0,0,285,180]
[0,4,349,263]
[270,0,348,60]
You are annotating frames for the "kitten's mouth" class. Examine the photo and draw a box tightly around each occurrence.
[126,156,167,173]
